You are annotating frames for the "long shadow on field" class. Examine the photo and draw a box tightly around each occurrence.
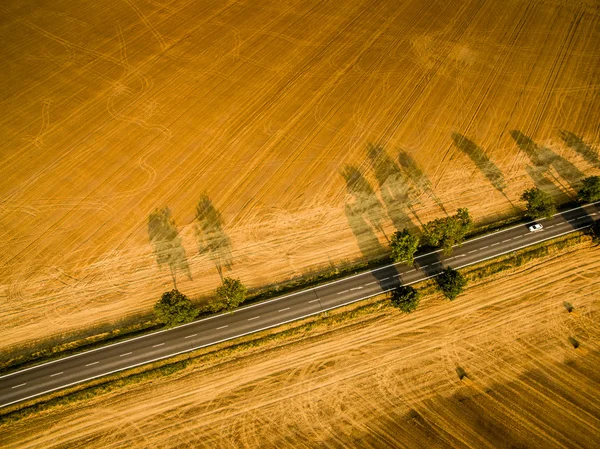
[366,144,416,231]
[341,165,386,257]
[397,150,447,215]
[148,207,192,289]
[525,165,564,198]
[559,130,600,169]
[451,133,507,193]
[510,130,584,194]
[195,194,233,280]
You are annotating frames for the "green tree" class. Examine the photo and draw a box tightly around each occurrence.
[422,208,473,254]
[148,207,191,289]
[154,289,198,327]
[578,176,600,203]
[520,187,556,219]
[390,285,420,313]
[589,220,600,242]
[436,267,467,300]
[390,228,420,265]
[211,277,247,312]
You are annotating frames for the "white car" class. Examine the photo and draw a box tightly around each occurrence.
[528,223,543,232]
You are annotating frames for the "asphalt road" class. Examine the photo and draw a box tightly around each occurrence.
[1,202,598,408]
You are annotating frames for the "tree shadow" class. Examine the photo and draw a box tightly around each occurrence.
[371,263,401,292]
[451,133,507,193]
[195,194,233,280]
[148,207,192,289]
[341,165,387,257]
[525,165,563,198]
[397,150,447,215]
[414,251,443,279]
[558,130,600,169]
[510,130,584,193]
[366,144,416,231]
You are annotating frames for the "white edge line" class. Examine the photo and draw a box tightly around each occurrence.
[1,223,593,410]
[0,287,404,409]
[2,204,597,382]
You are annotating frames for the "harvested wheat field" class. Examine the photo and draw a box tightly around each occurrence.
[1,0,600,350]
[3,240,600,447]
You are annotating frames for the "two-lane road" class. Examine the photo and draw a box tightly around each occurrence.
[1,202,598,408]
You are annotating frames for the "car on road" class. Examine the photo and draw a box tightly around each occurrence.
[528,223,543,232]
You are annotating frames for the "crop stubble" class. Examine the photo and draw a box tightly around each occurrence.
[2,240,599,447]
[0,0,599,350]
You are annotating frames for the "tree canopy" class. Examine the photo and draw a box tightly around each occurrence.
[389,285,420,313]
[578,176,600,203]
[422,208,473,254]
[390,228,420,265]
[154,289,198,327]
[589,221,600,242]
[211,277,247,312]
[520,187,556,219]
[436,267,467,300]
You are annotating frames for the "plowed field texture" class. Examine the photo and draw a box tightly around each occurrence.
[1,0,599,351]
[2,237,600,448]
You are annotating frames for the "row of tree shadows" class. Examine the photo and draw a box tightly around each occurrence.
[147,129,596,292]
[148,195,233,289]
[342,130,598,289]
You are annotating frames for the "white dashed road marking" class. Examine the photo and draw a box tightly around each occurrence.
[152,343,164,348]
[86,362,99,367]
[50,372,63,377]
[184,334,197,339]
[11,383,26,389]
[217,325,228,330]
[248,316,260,321]
[120,352,132,357]
[309,299,319,303]
[337,290,349,295]
[278,308,290,312]
[365,281,377,285]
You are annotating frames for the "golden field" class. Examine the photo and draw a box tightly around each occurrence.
[2,240,599,447]
[1,0,600,350]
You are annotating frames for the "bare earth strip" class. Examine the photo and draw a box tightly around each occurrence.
[2,243,599,448]
[1,0,600,351]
